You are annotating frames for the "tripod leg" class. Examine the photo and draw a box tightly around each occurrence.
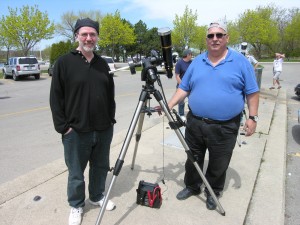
[237,131,241,147]
[131,101,147,170]
[95,90,149,225]
[152,90,226,216]
[237,109,247,146]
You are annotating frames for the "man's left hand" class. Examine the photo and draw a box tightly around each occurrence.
[243,119,257,136]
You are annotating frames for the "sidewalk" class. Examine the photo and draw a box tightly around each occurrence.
[0,87,287,225]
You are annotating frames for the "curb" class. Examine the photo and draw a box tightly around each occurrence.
[245,89,287,225]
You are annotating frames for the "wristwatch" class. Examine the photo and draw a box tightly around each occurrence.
[249,115,259,122]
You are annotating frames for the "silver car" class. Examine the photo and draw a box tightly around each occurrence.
[3,57,41,81]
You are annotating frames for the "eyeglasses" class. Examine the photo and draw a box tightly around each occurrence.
[206,33,227,39]
[78,32,98,38]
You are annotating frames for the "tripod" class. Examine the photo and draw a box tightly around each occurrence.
[237,109,247,147]
[95,79,226,225]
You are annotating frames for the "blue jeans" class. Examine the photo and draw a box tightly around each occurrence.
[178,100,185,116]
[62,126,113,208]
[176,84,185,116]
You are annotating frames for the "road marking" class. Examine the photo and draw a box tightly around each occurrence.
[288,152,300,157]
[0,106,50,119]
[0,88,175,118]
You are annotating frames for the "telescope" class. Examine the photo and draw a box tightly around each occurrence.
[158,27,173,79]
[128,27,174,83]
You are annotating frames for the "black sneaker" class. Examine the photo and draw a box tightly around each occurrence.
[206,195,217,210]
[176,188,201,200]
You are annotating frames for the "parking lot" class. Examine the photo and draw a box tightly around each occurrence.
[0,67,177,184]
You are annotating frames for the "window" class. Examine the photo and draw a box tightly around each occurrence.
[19,58,38,64]
[104,57,114,63]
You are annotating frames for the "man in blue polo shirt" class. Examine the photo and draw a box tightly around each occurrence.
[168,20,259,211]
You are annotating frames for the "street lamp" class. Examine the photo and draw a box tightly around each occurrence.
[123,49,126,62]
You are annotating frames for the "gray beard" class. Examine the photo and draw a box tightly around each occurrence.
[82,45,94,52]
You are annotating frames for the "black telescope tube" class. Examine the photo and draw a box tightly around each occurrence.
[158,27,173,78]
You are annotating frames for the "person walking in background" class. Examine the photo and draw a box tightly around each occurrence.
[270,52,285,89]
[168,20,259,211]
[246,51,259,69]
[175,49,193,121]
[50,18,116,225]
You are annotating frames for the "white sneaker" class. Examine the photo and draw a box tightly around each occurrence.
[89,197,116,211]
[69,207,83,225]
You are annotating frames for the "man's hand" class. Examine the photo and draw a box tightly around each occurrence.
[64,127,73,135]
[154,106,162,116]
[243,119,257,136]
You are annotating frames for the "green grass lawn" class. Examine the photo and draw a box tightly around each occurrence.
[259,57,300,62]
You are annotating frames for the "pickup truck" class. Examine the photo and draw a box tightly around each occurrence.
[3,56,41,81]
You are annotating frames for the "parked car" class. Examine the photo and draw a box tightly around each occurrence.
[48,62,55,76]
[2,56,41,81]
[102,56,116,75]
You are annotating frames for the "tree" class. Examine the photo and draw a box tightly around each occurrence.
[120,20,161,61]
[227,21,241,47]
[49,40,76,64]
[0,5,55,56]
[56,10,103,43]
[172,5,198,51]
[144,27,161,56]
[284,11,300,57]
[133,20,148,60]
[271,6,289,52]
[238,6,279,58]
[0,25,14,61]
[98,10,135,58]
[42,45,52,61]
[189,25,207,54]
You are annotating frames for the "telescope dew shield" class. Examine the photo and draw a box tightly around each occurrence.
[158,27,173,78]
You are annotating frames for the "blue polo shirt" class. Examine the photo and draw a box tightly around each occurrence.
[179,48,259,121]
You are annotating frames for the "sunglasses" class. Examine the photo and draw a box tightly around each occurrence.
[207,33,227,39]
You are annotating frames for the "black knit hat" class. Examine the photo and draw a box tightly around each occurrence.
[74,18,99,34]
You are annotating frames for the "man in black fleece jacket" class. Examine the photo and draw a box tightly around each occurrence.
[50,18,116,225]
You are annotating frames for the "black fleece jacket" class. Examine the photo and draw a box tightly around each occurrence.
[50,50,116,134]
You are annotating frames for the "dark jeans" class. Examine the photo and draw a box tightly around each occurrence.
[178,100,185,116]
[62,126,113,208]
[176,84,185,116]
[184,112,239,195]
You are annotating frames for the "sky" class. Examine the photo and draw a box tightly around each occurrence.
[1,0,299,49]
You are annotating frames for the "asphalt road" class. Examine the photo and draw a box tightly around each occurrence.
[278,63,300,225]
[0,62,300,224]
[0,68,177,185]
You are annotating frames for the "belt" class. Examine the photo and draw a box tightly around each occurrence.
[191,113,241,124]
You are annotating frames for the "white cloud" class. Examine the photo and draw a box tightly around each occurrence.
[115,0,300,28]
